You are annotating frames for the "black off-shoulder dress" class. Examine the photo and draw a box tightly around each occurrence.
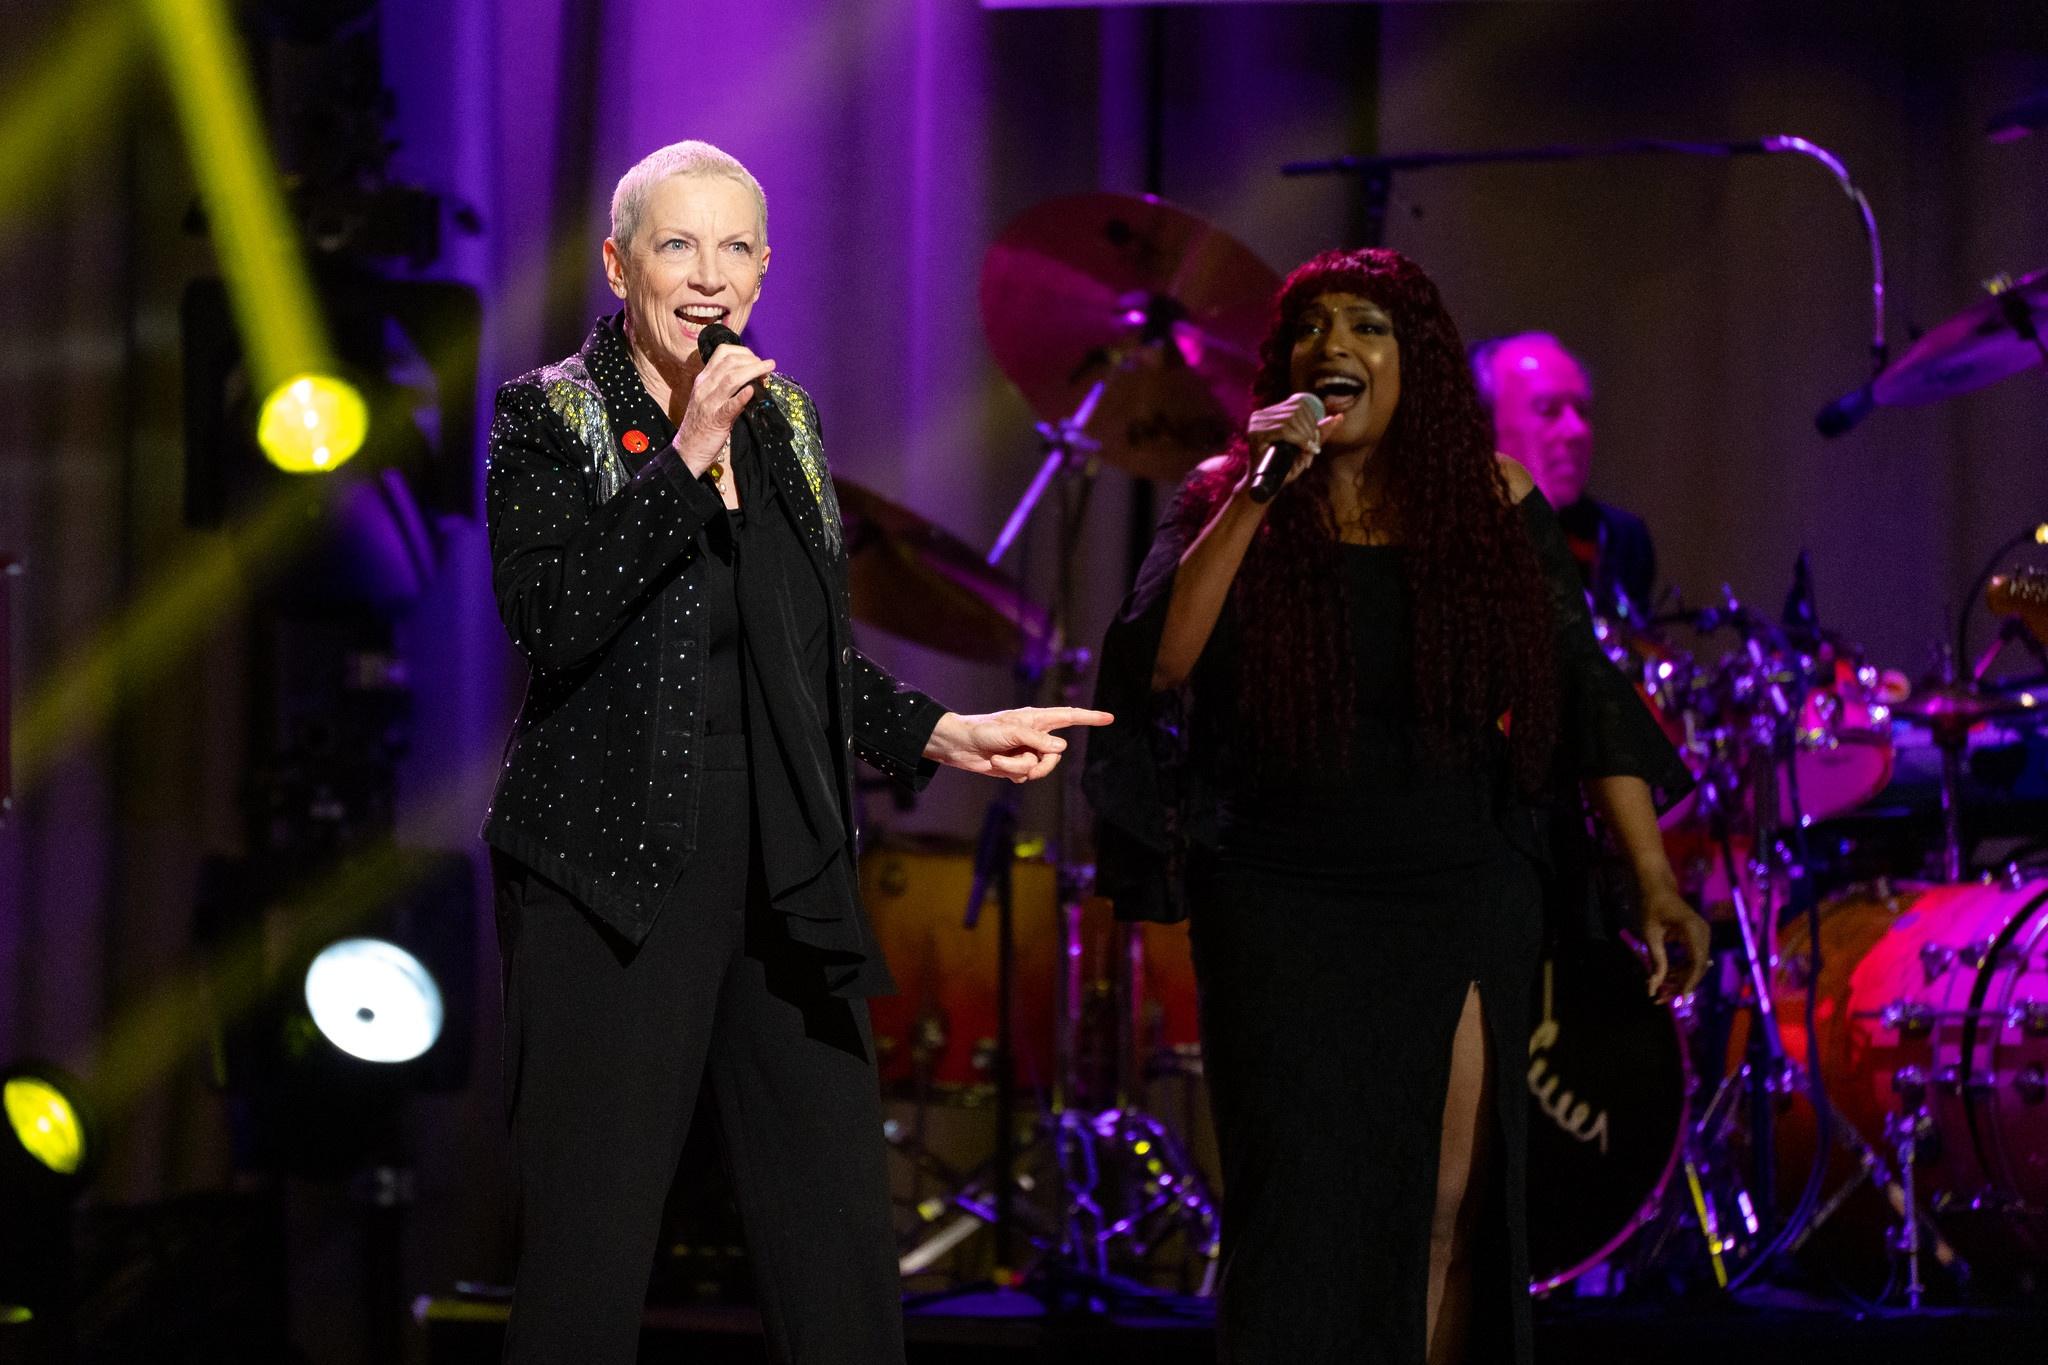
[1084,488,1691,1364]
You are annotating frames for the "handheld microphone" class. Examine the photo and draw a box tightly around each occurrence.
[695,319,788,454]
[696,320,741,362]
[1248,393,1326,504]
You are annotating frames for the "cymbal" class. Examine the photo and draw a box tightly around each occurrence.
[980,193,1280,481]
[835,478,1052,668]
[1891,681,2040,729]
[1872,267,2048,408]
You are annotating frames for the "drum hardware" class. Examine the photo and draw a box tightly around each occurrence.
[1885,1108,1935,1306]
[895,194,1263,1300]
[1757,879,2048,1296]
[1620,585,1937,1297]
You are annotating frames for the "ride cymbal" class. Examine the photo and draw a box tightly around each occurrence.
[1873,267,2048,408]
[980,193,1280,481]
[835,477,1052,667]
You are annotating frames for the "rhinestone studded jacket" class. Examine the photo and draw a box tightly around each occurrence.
[481,318,945,946]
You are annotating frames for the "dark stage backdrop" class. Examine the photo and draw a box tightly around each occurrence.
[1,2,2044,1360]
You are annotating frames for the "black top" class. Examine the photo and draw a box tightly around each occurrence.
[1210,544,1507,880]
[1556,494,1657,620]
[1083,484,1693,933]
[700,466,744,737]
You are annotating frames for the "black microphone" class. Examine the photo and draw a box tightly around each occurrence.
[696,320,742,363]
[1814,382,1874,438]
[696,320,769,411]
[1248,393,1326,504]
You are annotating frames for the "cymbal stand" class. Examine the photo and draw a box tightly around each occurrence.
[1656,595,1822,1283]
[900,386,1217,1300]
[1927,643,1972,882]
[1036,391,1217,1289]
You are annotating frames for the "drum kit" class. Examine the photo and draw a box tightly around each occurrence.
[1531,274,2048,1304]
[831,190,2048,1308]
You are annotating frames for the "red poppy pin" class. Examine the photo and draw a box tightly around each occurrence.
[621,429,650,454]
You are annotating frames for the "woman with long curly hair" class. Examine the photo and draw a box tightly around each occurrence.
[1085,248,1708,1363]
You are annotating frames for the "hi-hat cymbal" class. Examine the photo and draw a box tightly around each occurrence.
[1872,267,2048,408]
[980,193,1280,482]
[835,478,1052,667]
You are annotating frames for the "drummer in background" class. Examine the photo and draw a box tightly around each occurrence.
[1472,334,1657,620]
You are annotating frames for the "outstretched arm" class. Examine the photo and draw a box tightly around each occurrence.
[924,707,1114,783]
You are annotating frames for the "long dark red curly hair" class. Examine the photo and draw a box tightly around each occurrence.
[1177,247,1559,792]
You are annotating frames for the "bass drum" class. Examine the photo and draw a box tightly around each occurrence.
[861,834,1062,1099]
[1525,938,1690,1292]
[1768,878,2048,1276]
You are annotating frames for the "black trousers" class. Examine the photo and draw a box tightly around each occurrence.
[492,747,903,1364]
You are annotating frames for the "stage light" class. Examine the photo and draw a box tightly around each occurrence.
[2034,523,2048,546]
[257,373,367,474]
[0,1064,93,1191]
[303,936,445,1065]
[2,1075,85,1178]
[1,1064,96,1360]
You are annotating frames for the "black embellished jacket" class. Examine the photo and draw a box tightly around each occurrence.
[481,316,945,948]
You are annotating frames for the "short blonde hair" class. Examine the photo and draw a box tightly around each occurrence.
[609,140,768,251]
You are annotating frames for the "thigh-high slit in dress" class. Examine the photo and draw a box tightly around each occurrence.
[1085,492,1692,1365]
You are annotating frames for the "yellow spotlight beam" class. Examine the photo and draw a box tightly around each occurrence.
[0,5,142,231]
[134,0,332,392]
[13,0,393,787]
[11,484,322,791]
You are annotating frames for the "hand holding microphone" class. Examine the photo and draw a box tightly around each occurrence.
[675,321,777,476]
[1245,392,1341,503]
